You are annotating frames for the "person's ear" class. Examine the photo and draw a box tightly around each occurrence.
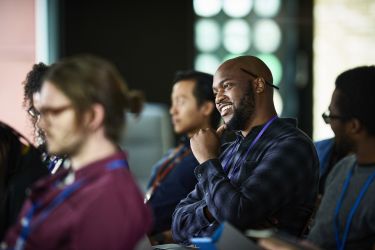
[254,78,265,94]
[86,103,105,131]
[349,118,362,135]
[200,101,215,116]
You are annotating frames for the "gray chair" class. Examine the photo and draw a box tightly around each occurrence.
[120,103,174,191]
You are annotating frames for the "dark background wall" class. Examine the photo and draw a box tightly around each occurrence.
[58,0,194,105]
[56,0,313,136]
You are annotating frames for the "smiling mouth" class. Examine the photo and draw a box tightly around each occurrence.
[218,104,233,116]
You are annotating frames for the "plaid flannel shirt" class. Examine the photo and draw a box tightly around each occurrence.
[172,118,319,244]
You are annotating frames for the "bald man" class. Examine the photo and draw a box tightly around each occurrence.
[172,55,319,243]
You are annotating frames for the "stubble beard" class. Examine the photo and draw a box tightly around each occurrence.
[226,87,255,131]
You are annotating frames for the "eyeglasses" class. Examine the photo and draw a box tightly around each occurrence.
[28,107,41,119]
[322,111,349,124]
[240,68,279,90]
[38,105,74,122]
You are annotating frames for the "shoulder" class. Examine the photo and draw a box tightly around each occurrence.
[268,118,311,143]
[326,154,356,185]
[314,138,334,151]
[71,169,144,209]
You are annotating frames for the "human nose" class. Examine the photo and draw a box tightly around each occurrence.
[169,104,177,115]
[37,113,48,131]
[215,88,226,104]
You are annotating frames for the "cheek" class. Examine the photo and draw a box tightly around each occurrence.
[231,92,243,105]
[179,105,195,116]
[330,122,348,141]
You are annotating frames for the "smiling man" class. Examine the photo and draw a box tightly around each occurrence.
[172,55,319,244]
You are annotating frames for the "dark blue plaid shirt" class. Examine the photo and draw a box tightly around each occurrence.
[172,118,319,244]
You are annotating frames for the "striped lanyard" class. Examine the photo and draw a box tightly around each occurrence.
[14,158,128,250]
[334,162,375,250]
[144,145,191,202]
[222,116,278,179]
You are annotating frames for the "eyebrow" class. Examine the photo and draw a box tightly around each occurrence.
[240,68,279,90]
[213,78,231,91]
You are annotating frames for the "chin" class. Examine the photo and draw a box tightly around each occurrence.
[46,145,60,156]
[173,126,182,134]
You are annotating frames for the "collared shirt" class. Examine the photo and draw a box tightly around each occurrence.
[172,118,319,244]
[4,152,152,250]
[147,137,198,235]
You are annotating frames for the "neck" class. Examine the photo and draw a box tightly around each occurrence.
[241,108,277,137]
[70,135,118,171]
[355,136,375,165]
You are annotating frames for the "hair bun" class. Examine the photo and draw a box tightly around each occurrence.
[127,90,145,115]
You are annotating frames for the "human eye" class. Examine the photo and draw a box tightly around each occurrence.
[179,98,186,105]
[223,82,234,90]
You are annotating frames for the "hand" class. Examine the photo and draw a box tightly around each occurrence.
[216,124,227,137]
[190,128,221,164]
[149,230,174,245]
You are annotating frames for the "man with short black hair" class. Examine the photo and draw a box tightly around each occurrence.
[146,70,220,244]
[308,66,375,250]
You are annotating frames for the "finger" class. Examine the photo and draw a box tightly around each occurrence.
[216,124,227,138]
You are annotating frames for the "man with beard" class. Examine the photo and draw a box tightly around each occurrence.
[3,55,152,250]
[172,55,319,244]
[308,66,375,250]
[314,136,352,196]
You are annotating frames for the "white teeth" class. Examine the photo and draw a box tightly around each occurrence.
[222,105,232,112]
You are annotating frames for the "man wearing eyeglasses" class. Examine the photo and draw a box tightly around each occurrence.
[4,55,152,250]
[314,111,353,196]
[308,66,375,250]
[172,55,319,244]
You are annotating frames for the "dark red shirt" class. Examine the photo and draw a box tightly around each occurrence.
[4,152,152,250]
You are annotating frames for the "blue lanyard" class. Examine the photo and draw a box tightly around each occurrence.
[334,162,375,250]
[47,158,58,172]
[222,116,278,179]
[14,158,128,250]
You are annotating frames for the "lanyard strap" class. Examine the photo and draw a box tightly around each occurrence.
[222,116,278,179]
[144,145,191,203]
[151,145,190,188]
[222,137,241,173]
[47,158,59,172]
[15,158,128,250]
[152,147,190,189]
[334,162,375,250]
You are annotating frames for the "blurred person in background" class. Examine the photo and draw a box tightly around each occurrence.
[308,66,375,250]
[22,63,65,174]
[0,121,48,240]
[314,135,352,196]
[3,55,152,250]
[146,70,220,244]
